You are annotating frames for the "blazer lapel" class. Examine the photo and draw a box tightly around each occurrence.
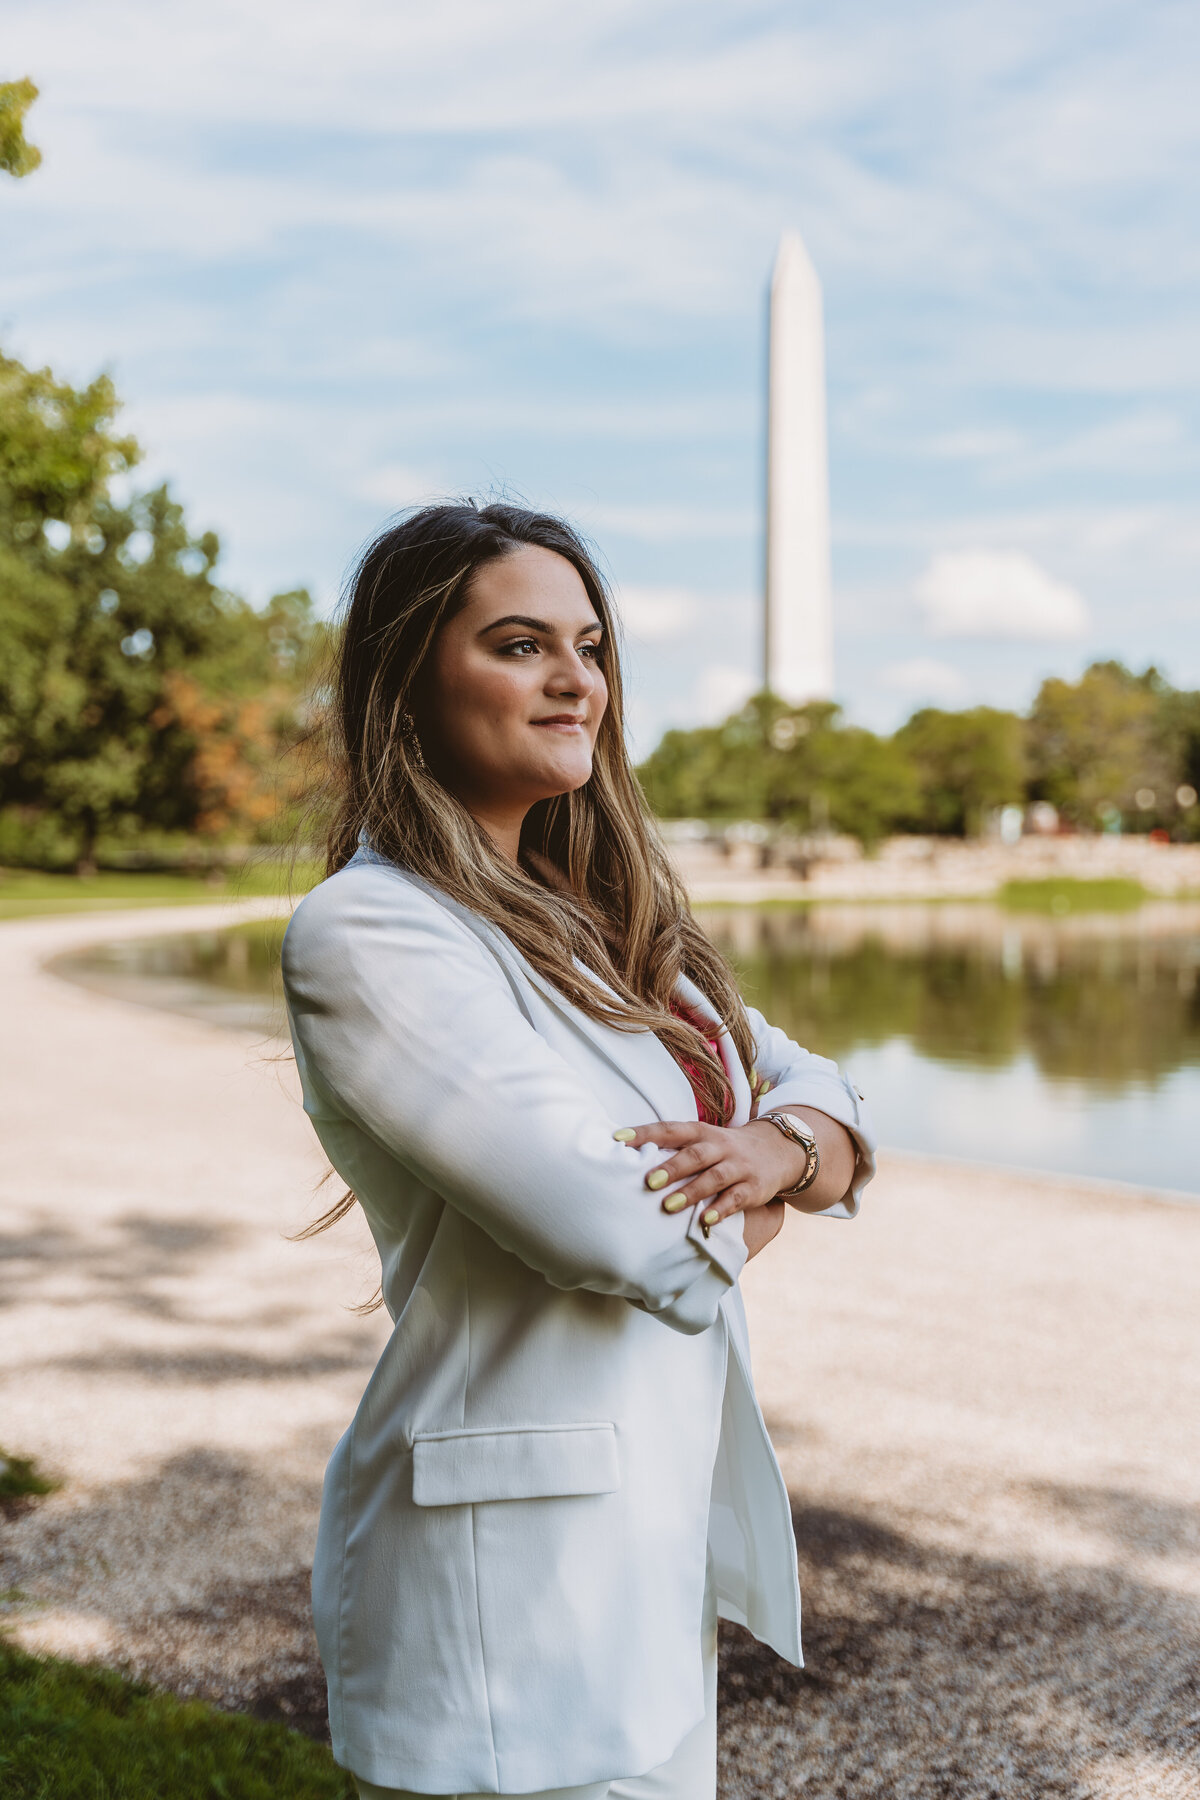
[349,845,749,1126]
[517,951,696,1125]
[449,916,715,1127]
[520,958,753,1129]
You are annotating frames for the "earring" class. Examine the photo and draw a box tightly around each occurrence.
[400,709,426,772]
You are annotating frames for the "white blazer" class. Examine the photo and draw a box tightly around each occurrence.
[281,845,876,1795]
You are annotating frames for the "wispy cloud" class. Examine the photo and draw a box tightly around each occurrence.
[614,585,698,642]
[916,550,1088,641]
[3,0,1196,740]
[880,657,967,700]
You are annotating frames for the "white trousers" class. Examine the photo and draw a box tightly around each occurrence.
[354,1553,719,1800]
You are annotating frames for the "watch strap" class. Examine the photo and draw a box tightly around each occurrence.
[760,1110,821,1197]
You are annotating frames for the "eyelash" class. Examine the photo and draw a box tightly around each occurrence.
[499,637,601,659]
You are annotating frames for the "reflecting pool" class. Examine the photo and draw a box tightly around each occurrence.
[53,901,1200,1197]
[52,919,290,1039]
[699,901,1200,1196]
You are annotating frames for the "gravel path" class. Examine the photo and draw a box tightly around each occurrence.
[1,906,1198,1797]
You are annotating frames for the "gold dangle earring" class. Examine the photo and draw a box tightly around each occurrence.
[400,709,426,773]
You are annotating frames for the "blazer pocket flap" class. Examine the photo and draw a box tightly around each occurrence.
[412,1422,619,1506]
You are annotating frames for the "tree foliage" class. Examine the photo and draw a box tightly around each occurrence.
[1027,661,1177,830]
[0,79,41,179]
[639,693,919,848]
[894,705,1026,836]
[3,342,1196,861]
[638,666,1200,845]
[0,347,324,869]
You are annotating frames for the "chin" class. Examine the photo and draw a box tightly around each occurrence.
[532,753,594,798]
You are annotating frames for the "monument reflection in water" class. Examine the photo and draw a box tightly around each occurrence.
[56,901,1200,1199]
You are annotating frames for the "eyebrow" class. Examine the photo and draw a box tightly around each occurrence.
[478,614,604,638]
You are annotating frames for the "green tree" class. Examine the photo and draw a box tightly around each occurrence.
[1156,682,1200,842]
[0,79,41,178]
[763,701,919,847]
[637,662,1200,845]
[636,697,771,822]
[1027,661,1174,831]
[0,347,320,869]
[894,704,1026,836]
[636,692,917,848]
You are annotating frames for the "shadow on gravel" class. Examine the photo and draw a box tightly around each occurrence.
[7,1454,1199,1796]
[716,1494,1200,1799]
[127,1569,332,1740]
[46,1343,376,1383]
[0,1210,241,1320]
[0,1445,333,1741]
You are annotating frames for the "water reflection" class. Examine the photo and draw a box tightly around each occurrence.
[699,902,1200,1195]
[51,920,288,1038]
[698,902,1200,1088]
[51,903,1200,1196]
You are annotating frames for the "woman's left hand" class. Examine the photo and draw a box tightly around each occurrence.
[613,1105,859,1228]
[611,1118,806,1229]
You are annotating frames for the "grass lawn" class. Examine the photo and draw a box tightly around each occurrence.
[0,863,320,921]
[703,877,1157,914]
[0,1642,354,1799]
[998,875,1149,913]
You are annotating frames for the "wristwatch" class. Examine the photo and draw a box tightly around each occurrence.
[759,1110,821,1198]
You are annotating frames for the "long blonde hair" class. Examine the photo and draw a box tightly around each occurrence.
[304,501,756,1243]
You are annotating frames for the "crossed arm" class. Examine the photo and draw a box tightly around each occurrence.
[285,866,874,1325]
[614,1101,860,1261]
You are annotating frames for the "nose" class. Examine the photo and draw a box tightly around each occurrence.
[548,645,598,698]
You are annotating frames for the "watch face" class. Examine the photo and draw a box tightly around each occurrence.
[772,1111,814,1146]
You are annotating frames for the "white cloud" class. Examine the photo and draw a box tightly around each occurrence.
[4,0,1199,747]
[612,585,697,642]
[920,413,1185,476]
[694,664,756,725]
[583,503,757,543]
[358,465,444,509]
[915,550,1089,641]
[9,0,1199,344]
[923,428,1026,461]
[879,657,966,700]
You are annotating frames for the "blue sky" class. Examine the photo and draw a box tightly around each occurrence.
[3,0,1197,752]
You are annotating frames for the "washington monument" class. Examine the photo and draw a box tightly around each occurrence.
[763,230,834,703]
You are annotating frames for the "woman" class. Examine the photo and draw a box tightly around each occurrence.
[281,501,876,1800]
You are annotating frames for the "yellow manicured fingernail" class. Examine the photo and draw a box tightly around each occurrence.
[663,1195,687,1213]
[758,1080,771,1095]
[613,1128,636,1142]
[750,1066,757,1085]
[702,1208,720,1226]
[646,1168,669,1190]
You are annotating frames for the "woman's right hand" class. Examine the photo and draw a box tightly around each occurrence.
[742,1198,786,1260]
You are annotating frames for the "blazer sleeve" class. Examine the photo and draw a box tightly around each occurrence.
[281,867,746,1334]
[746,1003,878,1219]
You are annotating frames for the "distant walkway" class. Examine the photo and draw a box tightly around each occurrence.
[1,905,1198,1792]
[676,832,1200,904]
